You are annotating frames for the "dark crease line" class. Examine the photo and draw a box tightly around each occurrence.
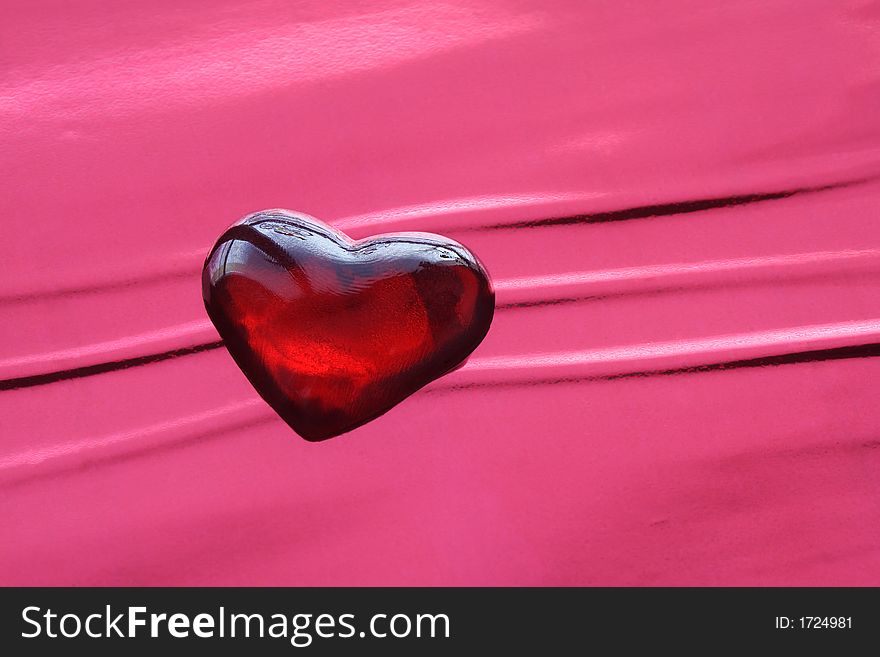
[428,342,880,393]
[0,341,225,392]
[457,177,871,232]
[497,296,602,310]
[0,267,197,306]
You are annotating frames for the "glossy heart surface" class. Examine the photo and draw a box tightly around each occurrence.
[202,210,494,440]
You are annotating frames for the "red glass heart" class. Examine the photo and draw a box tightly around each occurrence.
[202,210,495,441]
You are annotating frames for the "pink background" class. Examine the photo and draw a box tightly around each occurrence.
[2,0,880,585]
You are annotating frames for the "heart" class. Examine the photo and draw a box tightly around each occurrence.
[202,210,495,441]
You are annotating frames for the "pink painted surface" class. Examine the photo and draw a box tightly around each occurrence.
[2,0,880,585]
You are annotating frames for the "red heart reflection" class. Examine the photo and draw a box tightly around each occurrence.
[202,210,495,441]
